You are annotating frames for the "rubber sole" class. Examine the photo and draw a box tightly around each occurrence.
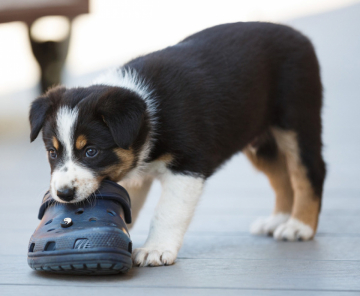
[28,248,132,275]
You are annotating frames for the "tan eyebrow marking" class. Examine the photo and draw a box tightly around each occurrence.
[52,137,59,150]
[76,135,87,150]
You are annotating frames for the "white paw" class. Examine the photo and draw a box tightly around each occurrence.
[132,247,177,267]
[250,213,290,236]
[273,218,314,241]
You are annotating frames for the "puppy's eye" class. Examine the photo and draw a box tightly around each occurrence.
[85,148,98,158]
[49,149,57,159]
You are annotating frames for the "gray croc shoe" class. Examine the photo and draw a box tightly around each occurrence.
[27,180,132,275]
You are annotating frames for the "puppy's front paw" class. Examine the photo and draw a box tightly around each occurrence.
[132,248,177,267]
[250,213,290,236]
[273,218,314,241]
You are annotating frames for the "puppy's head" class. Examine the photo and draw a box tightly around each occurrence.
[29,85,149,203]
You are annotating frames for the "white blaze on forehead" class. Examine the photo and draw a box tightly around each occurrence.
[52,106,99,203]
[56,106,79,160]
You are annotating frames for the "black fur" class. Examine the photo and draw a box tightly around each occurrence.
[123,22,325,196]
[95,88,147,150]
[29,87,66,142]
[250,130,279,161]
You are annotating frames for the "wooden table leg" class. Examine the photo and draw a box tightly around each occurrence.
[28,18,71,93]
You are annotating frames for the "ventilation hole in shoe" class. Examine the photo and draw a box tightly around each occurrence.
[44,241,56,251]
[47,228,55,232]
[89,217,97,222]
[128,242,132,253]
[29,243,35,252]
[75,208,84,215]
[45,219,53,225]
[107,210,116,216]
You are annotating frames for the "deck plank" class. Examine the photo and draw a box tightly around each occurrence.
[0,256,360,291]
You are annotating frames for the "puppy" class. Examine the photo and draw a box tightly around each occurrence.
[29,22,326,267]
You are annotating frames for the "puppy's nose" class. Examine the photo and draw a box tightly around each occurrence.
[57,187,75,202]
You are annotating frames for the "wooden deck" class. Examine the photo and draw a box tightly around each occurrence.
[1,3,359,295]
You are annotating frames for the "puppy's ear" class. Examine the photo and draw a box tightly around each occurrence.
[29,95,51,142]
[29,86,65,142]
[97,88,146,150]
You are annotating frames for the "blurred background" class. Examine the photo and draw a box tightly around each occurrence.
[0,0,359,256]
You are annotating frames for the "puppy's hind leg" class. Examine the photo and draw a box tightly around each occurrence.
[132,171,204,267]
[270,39,325,241]
[245,131,294,236]
[272,128,325,241]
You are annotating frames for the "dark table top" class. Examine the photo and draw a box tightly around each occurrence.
[0,0,89,25]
